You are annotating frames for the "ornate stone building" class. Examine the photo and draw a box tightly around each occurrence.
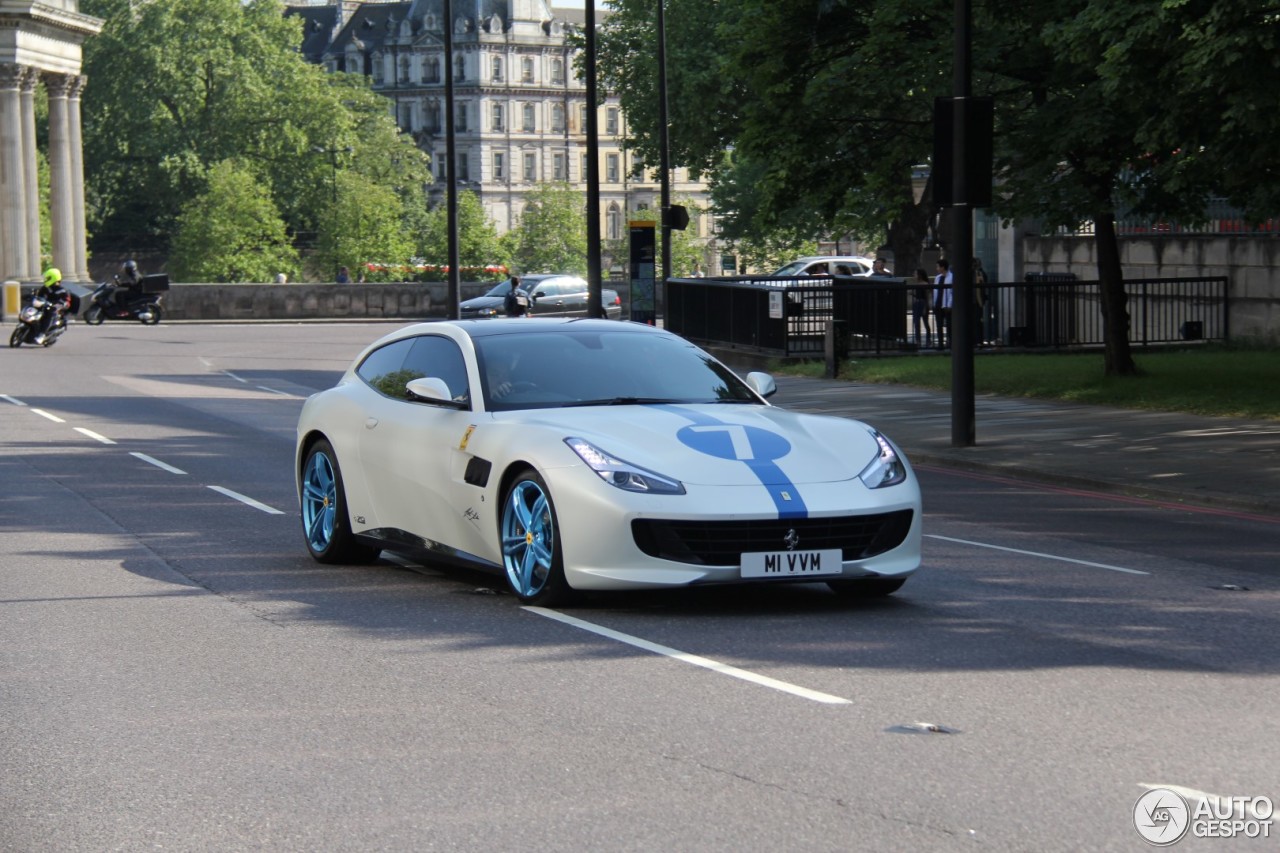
[285,0,716,272]
[0,0,101,283]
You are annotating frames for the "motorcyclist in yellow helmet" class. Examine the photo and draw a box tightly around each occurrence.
[34,267,72,344]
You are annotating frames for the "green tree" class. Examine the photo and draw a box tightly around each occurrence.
[510,183,588,275]
[79,0,429,262]
[416,191,510,273]
[310,172,413,281]
[169,160,299,282]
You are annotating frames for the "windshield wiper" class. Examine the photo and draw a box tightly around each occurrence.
[558,397,689,408]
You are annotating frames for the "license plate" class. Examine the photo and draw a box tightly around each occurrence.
[740,549,843,578]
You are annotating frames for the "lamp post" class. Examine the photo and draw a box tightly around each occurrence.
[313,144,352,280]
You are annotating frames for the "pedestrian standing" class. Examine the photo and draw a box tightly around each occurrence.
[912,268,933,348]
[934,259,953,349]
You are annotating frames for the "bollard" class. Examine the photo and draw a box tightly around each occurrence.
[3,280,21,321]
[824,319,839,379]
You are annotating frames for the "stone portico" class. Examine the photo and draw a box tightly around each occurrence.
[0,0,102,283]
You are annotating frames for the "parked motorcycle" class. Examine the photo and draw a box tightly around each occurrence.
[9,290,74,348]
[83,276,165,325]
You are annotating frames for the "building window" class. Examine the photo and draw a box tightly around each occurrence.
[399,56,410,83]
[631,152,645,180]
[523,151,537,181]
[551,104,565,132]
[580,104,589,128]
[521,56,534,83]
[553,151,565,180]
[606,107,619,135]
[607,204,622,241]
[552,58,565,85]
[492,56,503,82]
[398,102,412,131]
[493,151,506,180]
[491,103,504,131]
[457,152,469,182]
[580,152,588,179]
[606,152,619,183]
[522,103,535,132]
[372,54,384,84]
[455,100,468,133]
[425,56,440,83]
[455,55,466,81]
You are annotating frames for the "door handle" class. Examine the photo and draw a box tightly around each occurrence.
[365,417,379,429]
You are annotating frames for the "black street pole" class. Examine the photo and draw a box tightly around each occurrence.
[585,1,604,317]
[657,0,672,294]
[443,0,460,318]
[950,0,976,447]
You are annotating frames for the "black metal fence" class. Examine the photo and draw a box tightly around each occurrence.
[665,275,1229,357]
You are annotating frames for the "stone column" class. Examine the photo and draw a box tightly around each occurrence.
[0,63,29,282]
[45,73,77,278]
[20,68,42,279]
[67,75,89,282]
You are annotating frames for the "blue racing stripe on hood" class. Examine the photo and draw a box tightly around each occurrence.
[658,405,808,519]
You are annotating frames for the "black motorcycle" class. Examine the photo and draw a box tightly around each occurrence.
[9,290,74,348]
[83,275,165,326]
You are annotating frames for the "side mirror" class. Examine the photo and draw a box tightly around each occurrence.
[405,377,459,405]
[745,371,777,399]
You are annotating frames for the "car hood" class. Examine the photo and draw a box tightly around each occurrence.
[460,296,504,308]
[504,403,884,486]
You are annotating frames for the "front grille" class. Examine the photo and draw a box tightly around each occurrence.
[632,510,914,566]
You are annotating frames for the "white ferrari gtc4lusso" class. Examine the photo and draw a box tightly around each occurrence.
[296,319,922,605]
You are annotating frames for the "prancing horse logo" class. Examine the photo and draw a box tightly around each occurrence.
[783,528,800,551]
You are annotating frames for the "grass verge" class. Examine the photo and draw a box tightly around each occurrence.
[770,345,1280,420]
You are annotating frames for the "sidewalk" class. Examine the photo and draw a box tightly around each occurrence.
[768,373,1280,518]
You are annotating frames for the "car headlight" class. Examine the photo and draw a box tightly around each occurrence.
[478,306,500,317]
[565,438,685,495]
[858,430,907,489]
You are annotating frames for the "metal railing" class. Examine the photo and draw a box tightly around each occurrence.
[665,275,1228,357]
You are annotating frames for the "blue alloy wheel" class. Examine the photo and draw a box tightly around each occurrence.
[302,450,338,554]
[501,470,570,604]
[300,438,379,564]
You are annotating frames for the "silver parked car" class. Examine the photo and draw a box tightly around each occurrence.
[460,274,623,320]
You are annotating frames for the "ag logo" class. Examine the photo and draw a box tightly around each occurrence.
[1134,788,1190,846]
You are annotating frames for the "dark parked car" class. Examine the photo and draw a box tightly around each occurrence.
[459,274,623,320]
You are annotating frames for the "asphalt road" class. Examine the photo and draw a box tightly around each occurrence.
[2,322,1277,852]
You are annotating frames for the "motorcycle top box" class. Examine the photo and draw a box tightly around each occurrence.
[140,274,170,293]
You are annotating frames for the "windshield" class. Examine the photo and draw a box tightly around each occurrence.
[475,328,761,411]
[483,280,517,297]
[773,262,806,276]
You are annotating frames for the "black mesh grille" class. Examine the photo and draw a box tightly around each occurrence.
[631,510,914,566]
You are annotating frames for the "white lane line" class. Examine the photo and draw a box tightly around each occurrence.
[255,385,293,397]
[207,485,284,515]
[222,370,247,384]
[1,394,26,406]
[29,408,65,423]
[130,452,187,475]
[73,427,117,445]
[926,533,1150,575]
[525,606,852,705]
[1138,783,1246,815]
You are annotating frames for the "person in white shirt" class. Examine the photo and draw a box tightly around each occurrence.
[933,259,954,349]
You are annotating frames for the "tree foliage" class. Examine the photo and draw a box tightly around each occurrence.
[509,182,589,275]
[168,160,299,282]
[80,0,429,276]
[310,172,413,281]
[416,191,510,271]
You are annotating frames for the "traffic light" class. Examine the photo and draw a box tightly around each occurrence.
[663,204,689,231]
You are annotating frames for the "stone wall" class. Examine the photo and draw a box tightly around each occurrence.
[1024,235,1280,344]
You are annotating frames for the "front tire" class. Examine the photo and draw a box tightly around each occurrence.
[826,577,906,598]
[83,305,105,325]
[300,438,379,564]
[9,325,27,347]
[501,468,573,605]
